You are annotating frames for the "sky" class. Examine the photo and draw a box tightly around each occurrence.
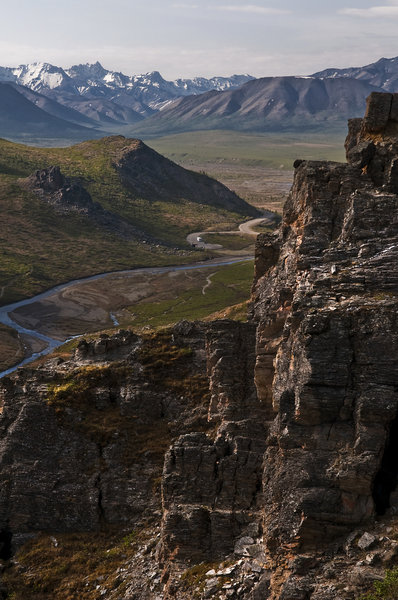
[3,0,398,79]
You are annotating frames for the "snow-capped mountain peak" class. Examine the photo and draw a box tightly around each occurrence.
[0,60,255,124]
[6,62,74,92]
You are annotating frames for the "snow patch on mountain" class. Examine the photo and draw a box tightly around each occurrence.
[0,61,254,125]
[0,61,254,112]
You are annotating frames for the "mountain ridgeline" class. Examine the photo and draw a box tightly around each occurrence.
[133,76,380,135]
[3,56,398,141]
[312,55,398,91]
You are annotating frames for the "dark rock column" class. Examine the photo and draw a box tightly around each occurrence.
[160,321,268,563]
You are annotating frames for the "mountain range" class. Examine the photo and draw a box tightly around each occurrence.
[2,56,398,141]
[134,56,398,135]
[0,62,253,123]
[132,76,380,135]
[0,82,99,142]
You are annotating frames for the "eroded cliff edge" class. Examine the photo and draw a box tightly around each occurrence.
[2,93,398,599]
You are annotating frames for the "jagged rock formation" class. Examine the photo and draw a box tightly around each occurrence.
[24,165,143,239]
[160,321,267,565]
[249,91,398,597]
[2,94,398,599]
[27,165,94,211]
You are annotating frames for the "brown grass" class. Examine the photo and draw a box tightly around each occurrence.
[2,529,148,600]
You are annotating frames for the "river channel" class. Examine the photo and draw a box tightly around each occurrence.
[0,255,253,379]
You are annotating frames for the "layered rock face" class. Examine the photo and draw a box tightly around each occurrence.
[161,321,268,565]
[160,91,398,596]
[0,325,211,546]
[250,91,398,596]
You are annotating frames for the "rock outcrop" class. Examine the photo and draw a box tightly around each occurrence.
[249,91,398,597]
[160,321,267,566]
[2,93,398,599]
[24,165,143,239]
[0,325,210,545]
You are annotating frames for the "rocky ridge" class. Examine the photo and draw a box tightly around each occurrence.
[312,56,398,93]
[1,93,398,598]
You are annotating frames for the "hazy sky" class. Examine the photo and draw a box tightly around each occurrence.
[3,0,398,78]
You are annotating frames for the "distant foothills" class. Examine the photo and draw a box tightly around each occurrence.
[1,56,398,142]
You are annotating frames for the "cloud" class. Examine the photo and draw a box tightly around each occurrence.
[340,4,398,17]
[172,3,199,7]
[212,4,290,15]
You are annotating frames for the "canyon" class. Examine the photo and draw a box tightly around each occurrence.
[1,92,398,598]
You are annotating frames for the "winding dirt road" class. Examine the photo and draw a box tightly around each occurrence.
[186,213,277,249]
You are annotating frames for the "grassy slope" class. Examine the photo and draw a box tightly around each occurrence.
[0,136,251,304]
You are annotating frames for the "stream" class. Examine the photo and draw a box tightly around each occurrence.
[0,255,253,379]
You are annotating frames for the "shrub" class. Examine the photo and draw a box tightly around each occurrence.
[360,568,398,600]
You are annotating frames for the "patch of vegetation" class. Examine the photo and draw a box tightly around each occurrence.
[360,567,398,599]
[204,300,250,323]
[202,232,254,250]
[139,330,210,404]
[46,362,172,459]
[46,363,161,453]
[1,529,146,600]
[45,328,210,459]
[179,559,233,596]
[180,561,220,593]
[126,260,254,328]
[47,364,130,408]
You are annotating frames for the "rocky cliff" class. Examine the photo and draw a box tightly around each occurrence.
[2,93,398,599]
